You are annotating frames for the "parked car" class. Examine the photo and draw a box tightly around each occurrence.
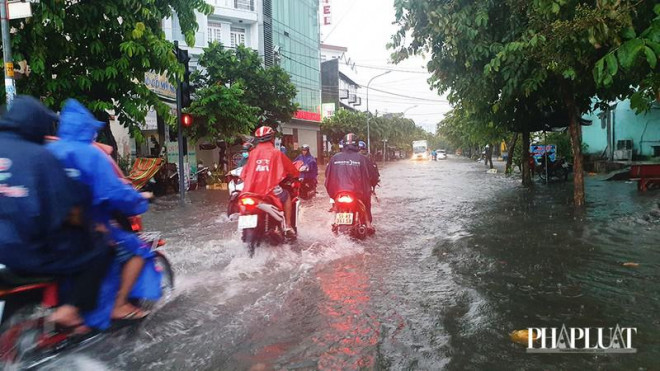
[436,149,448,160]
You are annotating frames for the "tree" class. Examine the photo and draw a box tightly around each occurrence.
[321,109,432,155]
[392,0,658,206]
[187,43,298,141]
[10,0,213,152]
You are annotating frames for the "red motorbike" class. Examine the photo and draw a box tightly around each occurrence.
[0,216,173,369]
[237,179,300,257]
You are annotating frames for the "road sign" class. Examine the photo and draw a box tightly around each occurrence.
[8,2,31,20]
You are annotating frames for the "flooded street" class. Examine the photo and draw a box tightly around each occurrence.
[46,157,660,370]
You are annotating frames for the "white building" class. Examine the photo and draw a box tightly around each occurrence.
[163,0,264,67]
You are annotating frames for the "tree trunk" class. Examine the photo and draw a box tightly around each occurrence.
[521,131,532,186]
[505,132,518,174]
[567,104,585,206]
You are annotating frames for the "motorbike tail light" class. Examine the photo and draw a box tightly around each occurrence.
[157,239,166,247]
[130,217,142,232]
[336,195,354,204]
[240,197,257,206]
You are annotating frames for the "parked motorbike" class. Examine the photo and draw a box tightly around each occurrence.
[537,155,570,181]
[237,179,300,257]
[226,167,244,217]
[170,165,211,192]
[330,191,370,240]
[0,216,173,369]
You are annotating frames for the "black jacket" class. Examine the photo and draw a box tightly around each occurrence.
[325,145,373,200]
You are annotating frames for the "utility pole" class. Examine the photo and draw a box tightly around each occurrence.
[175,41,187,205]
[0,0,15,107]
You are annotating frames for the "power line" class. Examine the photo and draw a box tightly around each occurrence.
[353,63,429,74]
[367,86,449,103]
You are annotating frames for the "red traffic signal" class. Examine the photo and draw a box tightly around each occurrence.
[181,113,193,128]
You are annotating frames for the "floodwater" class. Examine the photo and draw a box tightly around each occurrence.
[43,157,660,370]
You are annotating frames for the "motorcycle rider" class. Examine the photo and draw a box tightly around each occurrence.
[48,99,152,326]
[358,141,380,191]
[293,144,318,191]
[326,134,376,234]
[0,96,112,331]
[240,126,299,238]
[236,141,254,168]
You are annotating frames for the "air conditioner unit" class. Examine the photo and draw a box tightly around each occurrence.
[614,139,633,160]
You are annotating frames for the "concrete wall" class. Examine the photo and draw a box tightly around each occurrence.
[582,100,660,158]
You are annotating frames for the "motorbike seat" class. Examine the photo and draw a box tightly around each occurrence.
[0,266,55,289]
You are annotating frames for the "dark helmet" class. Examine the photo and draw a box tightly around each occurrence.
[242,141,254,151]
[358,141,367,150]
[254,125,275,143]
[343,133,358,146]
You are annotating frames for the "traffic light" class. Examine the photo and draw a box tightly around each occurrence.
[181,113,193,128]
[175,46,193,108]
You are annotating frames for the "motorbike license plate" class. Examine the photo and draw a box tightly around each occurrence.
[335,213,354,225]
[238,214,258,230]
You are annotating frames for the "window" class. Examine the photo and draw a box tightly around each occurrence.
[230,27,246,48]
[208,22,222,44]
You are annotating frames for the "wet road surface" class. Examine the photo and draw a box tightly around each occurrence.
[44,157,660,370]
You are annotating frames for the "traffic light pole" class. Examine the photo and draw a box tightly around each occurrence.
[0,0,16,107]
[174,41,186,205]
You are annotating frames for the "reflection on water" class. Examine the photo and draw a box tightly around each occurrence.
[40,158,660,370]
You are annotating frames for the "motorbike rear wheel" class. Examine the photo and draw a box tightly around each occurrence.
[242,228,259,258]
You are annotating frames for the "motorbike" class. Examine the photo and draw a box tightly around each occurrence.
[226,167,244,217]
[291,162,317,201]
[170,165,211,192]
[537,155,570,181]
[299,179,317,200]
[0,216,173,369]
[330,191,370,240]
[237,179,300,257]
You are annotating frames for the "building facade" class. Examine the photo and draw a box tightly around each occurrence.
[321,58,361,112]
[582,100,660,161]
[163,0,264,67]
[264,0,322,160]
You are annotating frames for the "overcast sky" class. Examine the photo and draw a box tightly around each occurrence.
[320,0,453,133]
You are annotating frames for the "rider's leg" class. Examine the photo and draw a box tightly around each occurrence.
[112,255,148,319]
[51,238,113,329]
[362,196,374,229]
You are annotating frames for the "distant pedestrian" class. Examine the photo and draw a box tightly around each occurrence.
[485,144,493,169]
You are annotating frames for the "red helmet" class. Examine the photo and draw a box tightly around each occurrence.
[255,126,275,142]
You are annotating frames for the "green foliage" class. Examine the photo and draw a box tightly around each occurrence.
[436,107,509,152]
[188,43,298,141]
[11,0,213,135]
[594,4,660,112]
[321,109,432,153]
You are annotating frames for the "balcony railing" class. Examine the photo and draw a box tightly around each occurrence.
[234,0,254,11]
[212,0,254,11]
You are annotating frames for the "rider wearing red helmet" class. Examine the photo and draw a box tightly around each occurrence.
[240,126,299,237]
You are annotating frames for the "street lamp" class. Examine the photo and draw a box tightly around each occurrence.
[366,70,392,153]
[402,105,418,116]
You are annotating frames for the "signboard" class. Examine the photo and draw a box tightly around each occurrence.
[293,110,321,122]
[530,144,557,162]
[8,2,31,20]
[145,71,176,100]
[143,108,158,131]
[322,0,331,25]
[321,103,335,119]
